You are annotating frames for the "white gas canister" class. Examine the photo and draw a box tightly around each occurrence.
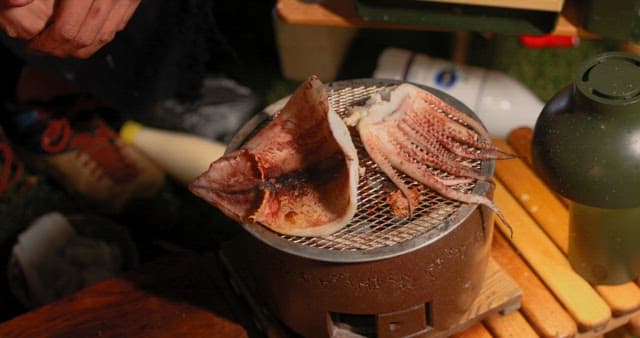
[120,121,227,186]
[373,47,544,138]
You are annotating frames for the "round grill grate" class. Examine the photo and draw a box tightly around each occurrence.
[227,79,494,262]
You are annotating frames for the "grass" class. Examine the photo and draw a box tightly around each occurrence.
[472,34,617,102]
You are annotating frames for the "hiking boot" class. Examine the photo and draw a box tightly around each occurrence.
[3,95,166,213]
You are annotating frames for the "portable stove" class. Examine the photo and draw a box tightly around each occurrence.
[220,79,497,338]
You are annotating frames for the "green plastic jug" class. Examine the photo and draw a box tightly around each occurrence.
[532,51,640,285]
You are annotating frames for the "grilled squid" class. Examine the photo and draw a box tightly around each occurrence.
[191,77,511,237]
[346,83,511,220]
[189,76,359,237]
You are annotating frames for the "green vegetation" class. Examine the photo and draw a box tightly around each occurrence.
[473,34,617,102]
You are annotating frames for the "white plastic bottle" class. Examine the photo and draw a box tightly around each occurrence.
[120,121,227,186]
[373,47,544,138]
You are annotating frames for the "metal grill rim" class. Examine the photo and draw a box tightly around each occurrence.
[228,79,494,262]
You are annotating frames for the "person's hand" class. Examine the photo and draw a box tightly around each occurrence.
[0,0,141,59]
[28,0,142,59]
[0,0,55,40]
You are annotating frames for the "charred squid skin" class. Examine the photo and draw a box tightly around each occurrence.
[192,75,361,237]
[189,149,264,223]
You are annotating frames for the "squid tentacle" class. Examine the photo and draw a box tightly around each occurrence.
[405,106,512,160]
[413,99,485,145]
[400,114,480,167]
[388,144,475,187]
[390,122,483,182]
[383,136,498,209]
[416,90,491,140]
[359,123,419,215]
[352,83,513,231]
[410,95,515,159]
[404,104,482,158]
[403,107,485,160]
[379,121,496,209]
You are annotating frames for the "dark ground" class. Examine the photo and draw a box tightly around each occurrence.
[0,0,620,321]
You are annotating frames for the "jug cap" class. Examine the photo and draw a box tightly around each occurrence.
[577,52,640,108]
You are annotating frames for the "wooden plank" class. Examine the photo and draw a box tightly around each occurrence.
[505,127,569,206]
[415,0,564,12]
[453,258,523,320]
[494,138,570,252]
[595,285,640,316]
[553,0,600,38]
[436,258,523,336]
[275,0,579,35]
[484,310,539,338]
[451,322,493,338]
[505,127,534,166]
[492,231,577,338]
[275,0,389,28]
[494,139,640,316]
[493,179,611,331]
[0,253,249,338]
[580,309,640,338]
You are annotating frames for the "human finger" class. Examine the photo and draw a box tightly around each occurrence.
[0,0,52,39]
[116,0,140,31]
[27,0,94,57]
[72,0,114,49]
[70,0,140,59]
[70,0,130,58]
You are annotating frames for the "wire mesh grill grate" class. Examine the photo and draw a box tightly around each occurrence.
[266,82,483,252]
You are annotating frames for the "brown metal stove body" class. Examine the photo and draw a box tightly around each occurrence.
[225,79,498,337]
[245,205,493,338]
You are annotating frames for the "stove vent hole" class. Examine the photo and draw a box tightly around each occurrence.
[426,302,433,329]
[329,303,433,337]
[329,312,376,337]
